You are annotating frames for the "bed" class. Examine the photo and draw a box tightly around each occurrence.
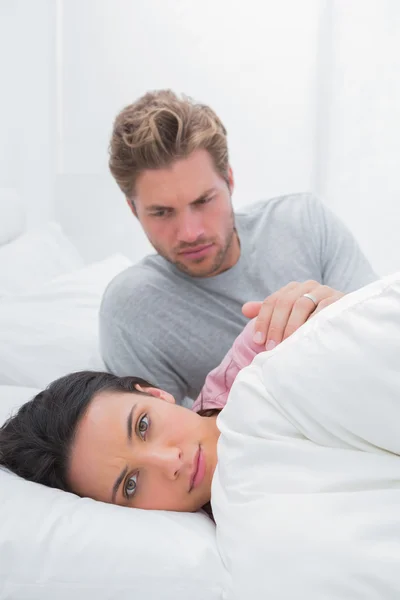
[2,190,400,599]
[0,191,226,600]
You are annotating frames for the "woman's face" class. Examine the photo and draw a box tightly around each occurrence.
[67,387,220,512]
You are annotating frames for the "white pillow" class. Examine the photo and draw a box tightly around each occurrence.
[0,254,131,388]
[0,222,83,296]
[0,386,225,600]
[212,272,400,599]
[0,187,25,245]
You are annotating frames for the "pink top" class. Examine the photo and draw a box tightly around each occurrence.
[192,318,264,413]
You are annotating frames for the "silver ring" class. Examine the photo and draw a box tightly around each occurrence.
[302,293,318,308]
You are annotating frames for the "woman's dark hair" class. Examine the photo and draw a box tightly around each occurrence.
[0,371,154,493]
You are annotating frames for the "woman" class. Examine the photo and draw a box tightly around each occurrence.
[0,317,262,513]
[0,276,349,513]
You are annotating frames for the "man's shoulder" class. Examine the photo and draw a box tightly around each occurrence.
[234,193,324,261]
[235,193,325,243]
[234,192,318,224]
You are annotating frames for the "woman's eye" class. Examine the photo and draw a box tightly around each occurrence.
[137,414,149,439]
[125,474,137,498]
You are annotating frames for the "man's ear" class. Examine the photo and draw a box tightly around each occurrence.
[126,197,137,217]
[135,384,176,404]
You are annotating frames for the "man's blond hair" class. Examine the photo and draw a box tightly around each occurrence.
[109,90,229,199]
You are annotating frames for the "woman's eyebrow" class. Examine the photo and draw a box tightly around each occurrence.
[110,403,138,503]
[127,403,137,443]
[111,466,128,504]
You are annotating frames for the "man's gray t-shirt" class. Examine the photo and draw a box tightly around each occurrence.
[100,194,376,404]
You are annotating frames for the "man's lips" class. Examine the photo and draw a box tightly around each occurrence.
[178,244,214,258]
[189,445,206,492]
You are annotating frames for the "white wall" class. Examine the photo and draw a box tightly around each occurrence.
[55,0,321,262]
[0,2,16,188]
[318,0,400,275]
[1,0,400,273]
[0,0,56,225]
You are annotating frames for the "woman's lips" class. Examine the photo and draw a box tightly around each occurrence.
[189,445,206,492]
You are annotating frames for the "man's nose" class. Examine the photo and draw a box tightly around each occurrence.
[146,446,183,480]
[176,212,205,244]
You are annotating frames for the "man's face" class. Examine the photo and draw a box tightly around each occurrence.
[131,149,240,277]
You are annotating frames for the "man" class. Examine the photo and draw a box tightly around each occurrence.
[100,90,376,404]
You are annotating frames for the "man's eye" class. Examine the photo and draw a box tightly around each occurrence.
[196,196,213,206]
[137,414,149,439]
[125,474,138,498]
[151,210,170,218]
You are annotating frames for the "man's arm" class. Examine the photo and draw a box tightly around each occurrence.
[243,195,378,349]
[309,194,377,292]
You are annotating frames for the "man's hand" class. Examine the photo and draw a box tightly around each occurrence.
[242,281,344,349]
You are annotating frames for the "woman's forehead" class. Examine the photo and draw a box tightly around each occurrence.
[82,390,141,424]
[68,393,134,498]
[73,392,132,449]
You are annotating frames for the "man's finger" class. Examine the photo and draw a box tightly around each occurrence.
[282,294,320,339]
[313,293,344,315]
[242,301,263,318]
[279,283,333,340]
[247,282,300,345]
[252,299,276,345]
[267,289,305,346]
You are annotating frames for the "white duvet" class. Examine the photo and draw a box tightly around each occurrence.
[212,272,400,600]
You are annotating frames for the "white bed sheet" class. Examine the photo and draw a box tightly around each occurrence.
[212,272,400,599]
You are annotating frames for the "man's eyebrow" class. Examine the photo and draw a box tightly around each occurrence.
[145,188,217,212]
[190,188,216,204]
[145,204,171,212]
[110,403,137,503]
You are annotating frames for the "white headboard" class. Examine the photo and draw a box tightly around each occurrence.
[54,174,153,264]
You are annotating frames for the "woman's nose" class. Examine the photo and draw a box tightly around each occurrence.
[146,446,183,480]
